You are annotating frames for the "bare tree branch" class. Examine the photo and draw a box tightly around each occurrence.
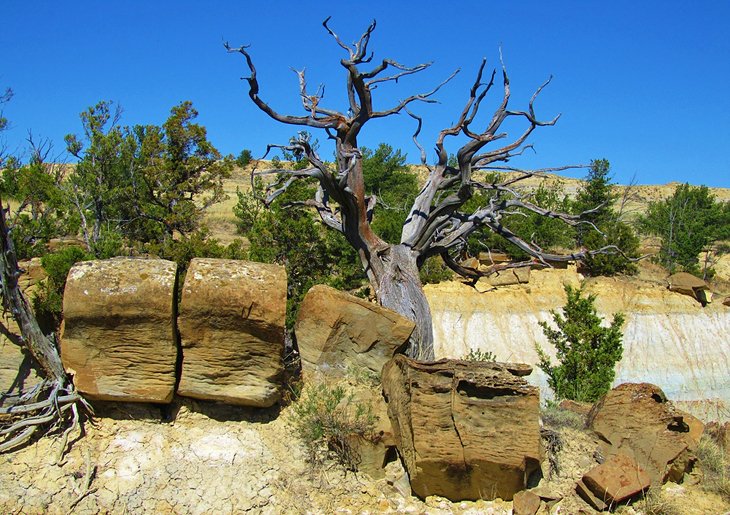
[230,18,619,360]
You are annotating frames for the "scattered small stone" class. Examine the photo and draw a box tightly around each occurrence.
[580,453,651,506]
[512,490,542,515]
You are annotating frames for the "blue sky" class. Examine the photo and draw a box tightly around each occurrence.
[2,1,729,187]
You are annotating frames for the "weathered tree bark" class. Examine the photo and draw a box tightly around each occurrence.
[0,199,66,382]
[0,197,84,453]
[375,245,434,360]
[228,19,619,360]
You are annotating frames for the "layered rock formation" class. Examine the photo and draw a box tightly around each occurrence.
[295,285,414,378]
[426,267,730,421]
[382,356,541,501]
[60,258,178,403]
[177,258,286,407]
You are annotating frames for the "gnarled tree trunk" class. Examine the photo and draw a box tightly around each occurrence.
[372,244,434,361]
[0,197,84,454]
[229,19,617,362]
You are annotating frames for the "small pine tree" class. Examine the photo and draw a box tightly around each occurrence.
[535,285,625,402]
[573,159,639,276]
[235,149,253,168]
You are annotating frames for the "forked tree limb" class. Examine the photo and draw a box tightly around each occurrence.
[230,19,627,358]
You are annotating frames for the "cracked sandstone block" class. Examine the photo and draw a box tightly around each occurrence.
[61,258,178,403]
[177,258,286,407]
[295,284,414,378]
[588,382,702,485]
[382,355,541,501]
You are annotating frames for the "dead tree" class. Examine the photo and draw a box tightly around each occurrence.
[228,19,615,360]
[0,198,89,454]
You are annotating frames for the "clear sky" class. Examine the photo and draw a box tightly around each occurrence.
[2,1,729,187]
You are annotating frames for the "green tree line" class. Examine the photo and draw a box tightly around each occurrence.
[3,98,729,334]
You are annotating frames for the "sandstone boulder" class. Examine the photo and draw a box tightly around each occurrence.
[177,258,286,407]
[17,258,46,292]
[295,285,414,378]
[474,266,530,292]
[576,453,651,510]
[461,257,480,270]
[382,356,541,501]
[667,272,711,304]
[61,258,178,403]
[587,383,699,484]
[680,411,705,447]
[488,266,531,286]
[478,251,510,264]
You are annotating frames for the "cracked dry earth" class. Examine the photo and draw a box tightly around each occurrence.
[4,400,727,514]
[0,400,514,514]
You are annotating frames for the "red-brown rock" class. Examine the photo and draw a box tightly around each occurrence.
[588,383,699,484]
[512,490,542,515]
[579,453,651,507]
[382,356,541,501]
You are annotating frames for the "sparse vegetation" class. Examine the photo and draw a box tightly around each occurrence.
[235,149,253,168]
[32,246,92,332]
[633,487,683,515]
[540,427,563,479]
[291,382,377,471]
[464,348,497,362]
[696,434,730,501]
[344,364,380,387]
[536,285,625,403]
[540,401,585,430]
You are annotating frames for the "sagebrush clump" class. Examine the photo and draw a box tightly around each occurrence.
[540,401,586,430]
[696,434,730,501]
[291,382,377,471]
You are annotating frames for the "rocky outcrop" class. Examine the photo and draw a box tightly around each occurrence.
[295,285,414,378]
[382,355,541,501]
[426,268,730,421]
[17,258,45,292]
[576,453,651,511]
[177,258,286,407]
[60,258,178,403]
[587,383,701,484]
[668,272,711,304]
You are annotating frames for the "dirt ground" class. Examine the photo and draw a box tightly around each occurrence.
[2,397,728,514]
